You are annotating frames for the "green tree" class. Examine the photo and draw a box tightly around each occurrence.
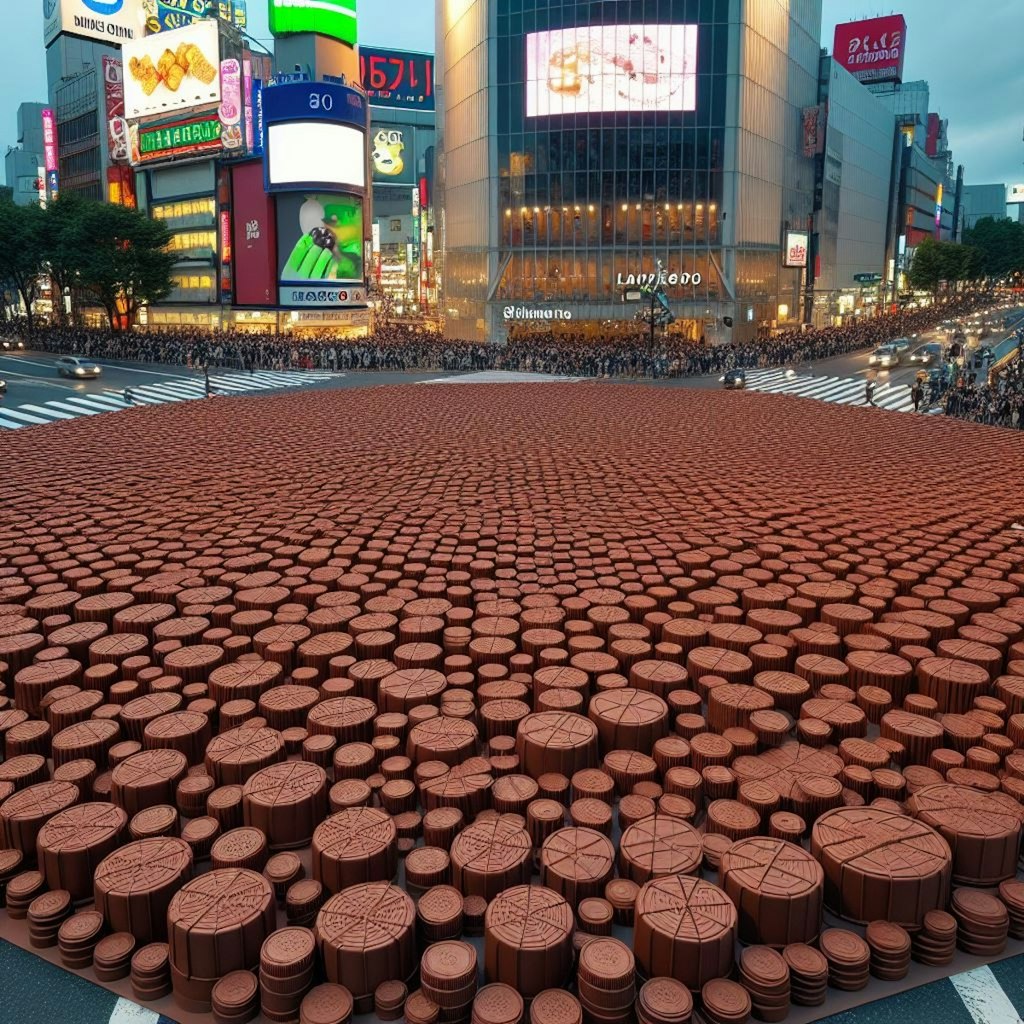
[76,203,175,331]
[963,217,1024,279]
[906,237,944,294]
[0,197,45,329]
[40,193,94,325]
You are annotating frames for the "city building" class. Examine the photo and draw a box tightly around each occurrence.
[811,57,899,323]
[436,0,823,342]
[961,183,1007,230]
[4,103,48,206]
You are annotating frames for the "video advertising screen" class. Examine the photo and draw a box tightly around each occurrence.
[526,25,698,117]
[267,122,366,191]
[277,193,364,287]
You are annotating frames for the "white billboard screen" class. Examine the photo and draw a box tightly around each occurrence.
[267,122,366,191]
[1009,184,1024,205]
[44,0,144,48]
[526,25,697,117]
[123,20,221,120]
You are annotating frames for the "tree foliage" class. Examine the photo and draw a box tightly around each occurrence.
[962,217,1024,279]
[0,194,175,331]
[906,237,984,294]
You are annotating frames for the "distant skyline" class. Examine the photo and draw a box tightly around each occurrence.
[3,2,1021,190]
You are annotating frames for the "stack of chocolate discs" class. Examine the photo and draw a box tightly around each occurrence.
[699,979,752,1024]
[299,983,354,1024]
[260,926,317,1023]
[782,945,827,1007]
[286,878,325,928]
[471,984,524,1024]
[604,879,639,926]
[5,870,45,919]
[0,849,24,904]
[530,990,582,1024]
[130,942,172,1001]
[27,889,72,948]
[819,929,869,992]
[951,889,1009,956]
[375,980,408,1022]
[998,880,1024,938]
[577,897,614,936]
[406,990,442,1024]
[737,947,790,1023]
[865,921,911,980]
[418,885,465,944]
[57,909,105,969]
[911,911,957,966]
[265,851,304,903]
[212,970,261,1024]
[576,937,635,1024]
[421,941,479,1024]
[93,931,137,981]
[637,978,693,1024]
[463,896,487,937]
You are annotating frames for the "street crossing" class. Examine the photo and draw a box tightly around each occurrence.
[420,370,585,384]
[0,370,338,430]
[739,367,939,414]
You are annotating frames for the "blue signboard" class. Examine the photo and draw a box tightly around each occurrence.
[252,79,264,157]
[261,79,367,129]
[47,170,60,199]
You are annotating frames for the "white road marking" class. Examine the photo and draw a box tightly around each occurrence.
[108,997,160,1024]
[951,965,1024,1024]
[18,404,76,420]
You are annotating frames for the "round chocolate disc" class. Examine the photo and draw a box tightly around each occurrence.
[36,801,128,901]
[618,814,702,883]
[450,817,532,899]
[312,806,398,894]
[540,827,615,908]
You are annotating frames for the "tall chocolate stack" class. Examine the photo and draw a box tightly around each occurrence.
[421,940,479,1024]
[698,979,752,1024]
[130,942,172,1001]
[260,926,318,1022]
[94,932,137,981]
[57,909,105,969]
[637,978,693,1024]
[576,937,636,1024]
[865,921,911,980]
[782,945,827,1007]
[819,929,869,992]
[911,910,957,966]
[212,970,261,1024]
[737,947,790,1023]
[998,880,1024,938]
[951,888,1009,956]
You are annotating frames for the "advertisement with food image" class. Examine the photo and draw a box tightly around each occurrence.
[277,193,364,288]
[219,57,243,151]
[123,18,221,119]
[526,24,698,116]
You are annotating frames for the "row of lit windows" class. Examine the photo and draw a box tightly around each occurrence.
[168,273,216,303]
[166,231,217,260]
[152,198,216,230]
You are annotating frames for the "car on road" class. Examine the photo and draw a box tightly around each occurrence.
[909,342,943,365]
[868,344,901,369]
[55,356,101,379]
[720,368,746,390]
[0,378,6,394]
[1,338,25,351]
[889,337,913,354]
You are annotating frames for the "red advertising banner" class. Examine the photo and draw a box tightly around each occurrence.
[925,113,941,158]
[102,56,128,162]
[231,161,277,307]
[833,15,907,84]
[801,105,826,158]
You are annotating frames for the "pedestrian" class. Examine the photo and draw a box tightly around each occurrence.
[203,364,211,398]
[123,387,133,406]
[911,380,922,413]
[865,378,876,407]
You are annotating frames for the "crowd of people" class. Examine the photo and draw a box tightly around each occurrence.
[3,295,991,381]
[942,358,1024,428]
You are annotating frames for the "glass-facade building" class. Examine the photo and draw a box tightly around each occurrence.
[436,0,822,342]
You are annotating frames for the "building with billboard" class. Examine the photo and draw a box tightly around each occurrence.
[362,47,436,316]
[436,0,822,342]
[4,103,48,207]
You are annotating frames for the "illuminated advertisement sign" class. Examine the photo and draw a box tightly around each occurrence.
[371,126,415,185]
[130,112,222,162]
[123,19,221,120]
[44,0,142,48]
[277,193,365,307]
[935,184,944,231]
[783,230,809,268]
[219,58,243,151]
[269,0,357,46]
[102,56,130,161]
[526,25,698,117]
[360,47,434,111]
[833,16,907,85]
[42,109,59,175]
[145,1,215,33]
[262,79,367,193]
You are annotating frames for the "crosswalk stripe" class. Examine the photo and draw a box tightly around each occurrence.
[72,395,130,410]
[39,401,103,416]
[743,370,924,414]
[19,403,76,420]
[0,407,52,425]
[951,965,1024,1024]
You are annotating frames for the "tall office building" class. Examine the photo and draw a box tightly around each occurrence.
[436,0,823,342]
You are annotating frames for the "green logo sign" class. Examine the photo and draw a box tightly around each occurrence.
[140,117,222,156]
[269,0,357,46]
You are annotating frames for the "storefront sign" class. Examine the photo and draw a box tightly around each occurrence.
[833,15,907,84]
[615,271,702,287]
[502,306,572,321]
[279,285,366,307]
[132,113,222,162]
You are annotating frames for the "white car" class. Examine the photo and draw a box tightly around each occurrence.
[1,338,25,351]
[56,356,101,379]
[868,344,900,369]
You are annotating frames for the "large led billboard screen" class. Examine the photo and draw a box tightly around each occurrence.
[833,16,907,85]
[44,0,143,48]
[123,19,221,120]
[267,123,366,192]
[269,0,357,46]
[526,25,697,117]
[277,193,365,307]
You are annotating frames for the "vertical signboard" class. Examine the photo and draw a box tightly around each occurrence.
[42,109,59,199]
[220,57,243,151]
[783,230,809,268]
[231,161,278,306]
[102,56,129,162]
[243,59,254,152]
